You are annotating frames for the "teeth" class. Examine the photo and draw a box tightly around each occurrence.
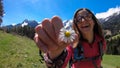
[82,24,89,27]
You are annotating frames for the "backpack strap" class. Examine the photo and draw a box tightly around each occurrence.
[99,40,104,60]
[39,50,44,63]
[98,40,104,68]
[69,40,103,68]
[74,42,84,60]
[69,42,84,68]
[69,57,72,68]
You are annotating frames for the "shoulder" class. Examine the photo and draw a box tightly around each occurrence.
[95,34,106,47]
[95,34,105,42]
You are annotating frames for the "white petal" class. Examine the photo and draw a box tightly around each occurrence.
[59,27,76,43]
[70,38,73,42]
[64,38,68,43]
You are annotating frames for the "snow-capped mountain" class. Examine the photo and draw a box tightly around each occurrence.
[63,7,120,35]
[96,7,120,35]
[97,10,120,23]
[63,20,73,29]
[20,19,38,28]
[5,19,38,29]
[96,7,120,19]
[96,7,120,23]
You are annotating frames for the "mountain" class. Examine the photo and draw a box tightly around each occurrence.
[2,7,120,35]
[63,20,73,29]
[63,10,120,35]
[4,19,38,29]
[4,25,13,29]
[21,19,38,28]
[98,11,120,35]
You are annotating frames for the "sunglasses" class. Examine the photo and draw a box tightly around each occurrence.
[76,13,92,24]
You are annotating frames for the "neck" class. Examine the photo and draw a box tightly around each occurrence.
[82,31,94,44]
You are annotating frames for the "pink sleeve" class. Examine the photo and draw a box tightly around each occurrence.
[62,46,73,68]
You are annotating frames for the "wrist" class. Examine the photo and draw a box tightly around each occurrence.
[43,50,68,68]
[48,48,65,59]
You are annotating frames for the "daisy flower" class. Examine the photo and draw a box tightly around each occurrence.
[59,27,76,43]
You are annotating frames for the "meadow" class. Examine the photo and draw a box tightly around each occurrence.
[0,31,120,68]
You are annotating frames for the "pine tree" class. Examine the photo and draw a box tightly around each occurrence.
[0,0,4,25]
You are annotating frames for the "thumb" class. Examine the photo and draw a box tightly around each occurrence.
[34,33,48,53]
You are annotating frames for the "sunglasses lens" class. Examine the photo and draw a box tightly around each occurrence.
[76,14,92,24]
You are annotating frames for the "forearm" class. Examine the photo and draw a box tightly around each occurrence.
[44,50,68,68]
[43,46,73,68]
[48,47,65,59]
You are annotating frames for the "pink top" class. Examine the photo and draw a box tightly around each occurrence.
[62,35,106,68]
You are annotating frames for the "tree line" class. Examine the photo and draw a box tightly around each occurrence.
[1,25,35,39]
[105,33,120,55]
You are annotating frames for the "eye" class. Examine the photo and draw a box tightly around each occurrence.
[87,16,92,20]
[77,16,82,21]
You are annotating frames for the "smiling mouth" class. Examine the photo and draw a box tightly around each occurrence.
[81,25,89,28]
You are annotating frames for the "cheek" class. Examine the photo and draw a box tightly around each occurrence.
[90,21,95,28]
[77,24,82,30]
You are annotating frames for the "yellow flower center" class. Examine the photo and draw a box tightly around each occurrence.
[65,31,71,37]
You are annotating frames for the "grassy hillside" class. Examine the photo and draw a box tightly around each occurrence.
[0,31,46,68]
[0,31,120,68]
[102,55,120,68]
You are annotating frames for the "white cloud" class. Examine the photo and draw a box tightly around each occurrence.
[95,6,120,19]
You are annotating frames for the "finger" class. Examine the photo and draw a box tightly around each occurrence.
[34,33,48,53]
[35,24,58,51]
[58,42,69,49]
[51,16,63,39]
[35,24,42,33]
[42,19,56,42]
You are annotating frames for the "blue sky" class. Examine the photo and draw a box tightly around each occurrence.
[2,0,120,26]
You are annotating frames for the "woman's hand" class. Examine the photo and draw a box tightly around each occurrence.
[34,16,70,59]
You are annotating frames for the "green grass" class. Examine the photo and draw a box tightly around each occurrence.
[102,55,120,68]
[0,31,120,68]
[0,31,46,68]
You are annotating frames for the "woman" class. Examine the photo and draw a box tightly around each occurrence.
[34,8,106,68]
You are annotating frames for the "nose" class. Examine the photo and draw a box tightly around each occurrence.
[81,18,85,22]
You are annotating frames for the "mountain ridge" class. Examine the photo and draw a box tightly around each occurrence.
[98,11,120,35]
[2,9,120,35]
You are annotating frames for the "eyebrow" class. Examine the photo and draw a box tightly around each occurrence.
[77,12,91,18]
[78,11,90,15]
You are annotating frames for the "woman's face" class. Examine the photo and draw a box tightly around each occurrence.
[76,10,95,34]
